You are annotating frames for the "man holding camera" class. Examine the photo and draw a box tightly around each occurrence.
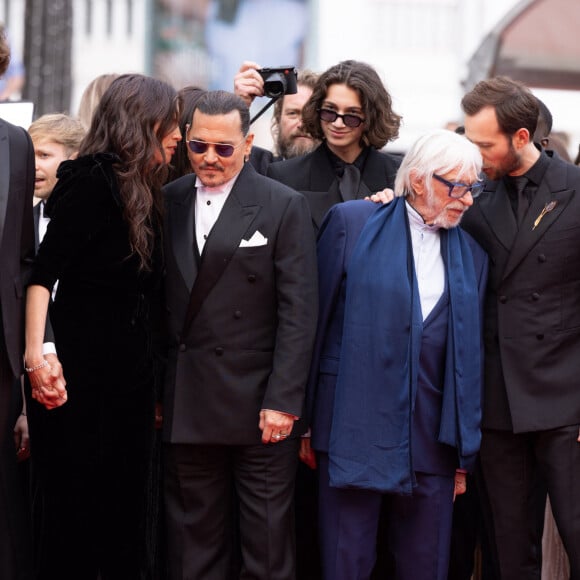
[234,61,319,167]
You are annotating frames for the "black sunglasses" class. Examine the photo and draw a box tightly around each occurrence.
[433,174,485,199]
[187,139,244,158]
[317,108,365,128]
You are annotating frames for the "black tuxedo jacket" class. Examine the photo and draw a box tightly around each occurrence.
[0,119,35,379]
[267,143,401,231]
[162,163,318,445]
[461,152,580,433]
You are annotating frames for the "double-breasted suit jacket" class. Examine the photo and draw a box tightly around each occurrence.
[461,151,580,433]
[162,162,318,445]
[267,143,401,231]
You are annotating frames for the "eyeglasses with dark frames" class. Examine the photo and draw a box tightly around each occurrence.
[187,139,245,158]
[433,174,485,199]
[317,108,365,128]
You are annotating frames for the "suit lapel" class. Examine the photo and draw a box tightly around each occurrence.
[502,163,574,281]
[477,180,518,252]
[181,165,261,335]
[167,176,198,292]
[0,120,9,249]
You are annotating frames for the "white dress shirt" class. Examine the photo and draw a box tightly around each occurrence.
[195,174,239,253]
[406,201,445,321]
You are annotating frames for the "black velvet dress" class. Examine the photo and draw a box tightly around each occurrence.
[27,154,164,580]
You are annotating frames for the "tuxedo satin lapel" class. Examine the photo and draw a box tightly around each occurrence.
[0,121,9,249]
[169,186,197,292]
[502,181,574,282]
[478,182,517,251]
[182,183,261,335]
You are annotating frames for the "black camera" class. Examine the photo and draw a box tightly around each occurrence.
[258,66,298,98]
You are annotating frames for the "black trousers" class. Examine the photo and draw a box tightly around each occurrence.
[0,348,33,580]
[480,427,580,580]
[164,438,299,580]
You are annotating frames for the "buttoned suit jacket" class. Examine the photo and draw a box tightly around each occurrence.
[461,151,580,433]
[162,162,318,445]
[267,143,401,231]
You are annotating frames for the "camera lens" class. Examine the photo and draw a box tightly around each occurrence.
[264,79,285,98]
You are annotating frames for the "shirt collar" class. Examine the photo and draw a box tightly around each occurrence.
[195,171,240,195]
[406,200,441,233]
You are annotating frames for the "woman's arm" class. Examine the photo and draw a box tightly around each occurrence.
[24,284,67,409]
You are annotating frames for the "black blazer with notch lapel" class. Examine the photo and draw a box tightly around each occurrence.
[461,151,580,433]
[266,142,401,231]
[162,162,318,445]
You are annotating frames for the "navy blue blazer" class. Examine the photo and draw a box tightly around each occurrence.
[308,199,488,476]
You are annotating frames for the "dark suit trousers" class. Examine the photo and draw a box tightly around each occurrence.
[317,452,454,580]
[480,427,580,580]
[164,438,300,580]
[0,347,33,580]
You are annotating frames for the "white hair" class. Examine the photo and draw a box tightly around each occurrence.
[394,129,482,198]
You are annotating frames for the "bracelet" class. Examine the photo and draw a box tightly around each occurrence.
[24,360,49,373]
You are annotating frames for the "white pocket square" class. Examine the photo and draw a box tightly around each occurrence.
[239,230,268,248]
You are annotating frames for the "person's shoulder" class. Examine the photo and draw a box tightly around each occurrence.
[46,154,120,216]
[267,148,317,177]
[373,148,403,169]
[163,172,196,197]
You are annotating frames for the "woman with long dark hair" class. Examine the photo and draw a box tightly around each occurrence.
[24,74,181,579]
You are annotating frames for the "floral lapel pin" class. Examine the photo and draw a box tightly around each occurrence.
[532,200,557,230]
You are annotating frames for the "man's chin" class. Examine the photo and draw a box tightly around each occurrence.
[281,137,317,159]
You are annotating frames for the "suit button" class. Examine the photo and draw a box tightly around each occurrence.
[531,292,540,301]
[179,344,186,352]
[538,254,546,263]
[215,347,224,356]
[248,274,256,283]
[536,334,544,340]
[234,310,242,319]
[499,295,507,303]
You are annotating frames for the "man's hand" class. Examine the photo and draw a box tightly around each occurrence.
[259,409,295,444]
[28,353,67,410]
[299,436,317,469]
[234,61,264,106]
[365,188,395,205]
[13,413,30,462]
[453,470,467,501]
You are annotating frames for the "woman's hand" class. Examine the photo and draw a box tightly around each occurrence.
[27,353,67,410]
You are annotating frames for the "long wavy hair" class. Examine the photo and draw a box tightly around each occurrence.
[79,74,179,271]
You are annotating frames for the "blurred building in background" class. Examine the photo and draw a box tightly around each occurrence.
[1,0,579,155]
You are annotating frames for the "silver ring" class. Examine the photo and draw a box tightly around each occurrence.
[272,434,281,440]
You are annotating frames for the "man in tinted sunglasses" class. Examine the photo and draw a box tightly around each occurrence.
[162,90,318,580]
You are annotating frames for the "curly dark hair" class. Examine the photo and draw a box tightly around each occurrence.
[79,74,179,271]
[0,25,10,77]
[301,60,401,149]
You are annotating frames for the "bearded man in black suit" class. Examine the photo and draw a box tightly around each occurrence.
[461,76,580,580]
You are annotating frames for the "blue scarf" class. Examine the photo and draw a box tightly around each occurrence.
[328,198,482,494]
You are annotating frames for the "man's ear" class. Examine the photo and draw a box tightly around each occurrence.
[410,170,425,197]
[513,127,531,150]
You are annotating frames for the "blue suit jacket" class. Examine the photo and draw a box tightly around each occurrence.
[308,199,488,477]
